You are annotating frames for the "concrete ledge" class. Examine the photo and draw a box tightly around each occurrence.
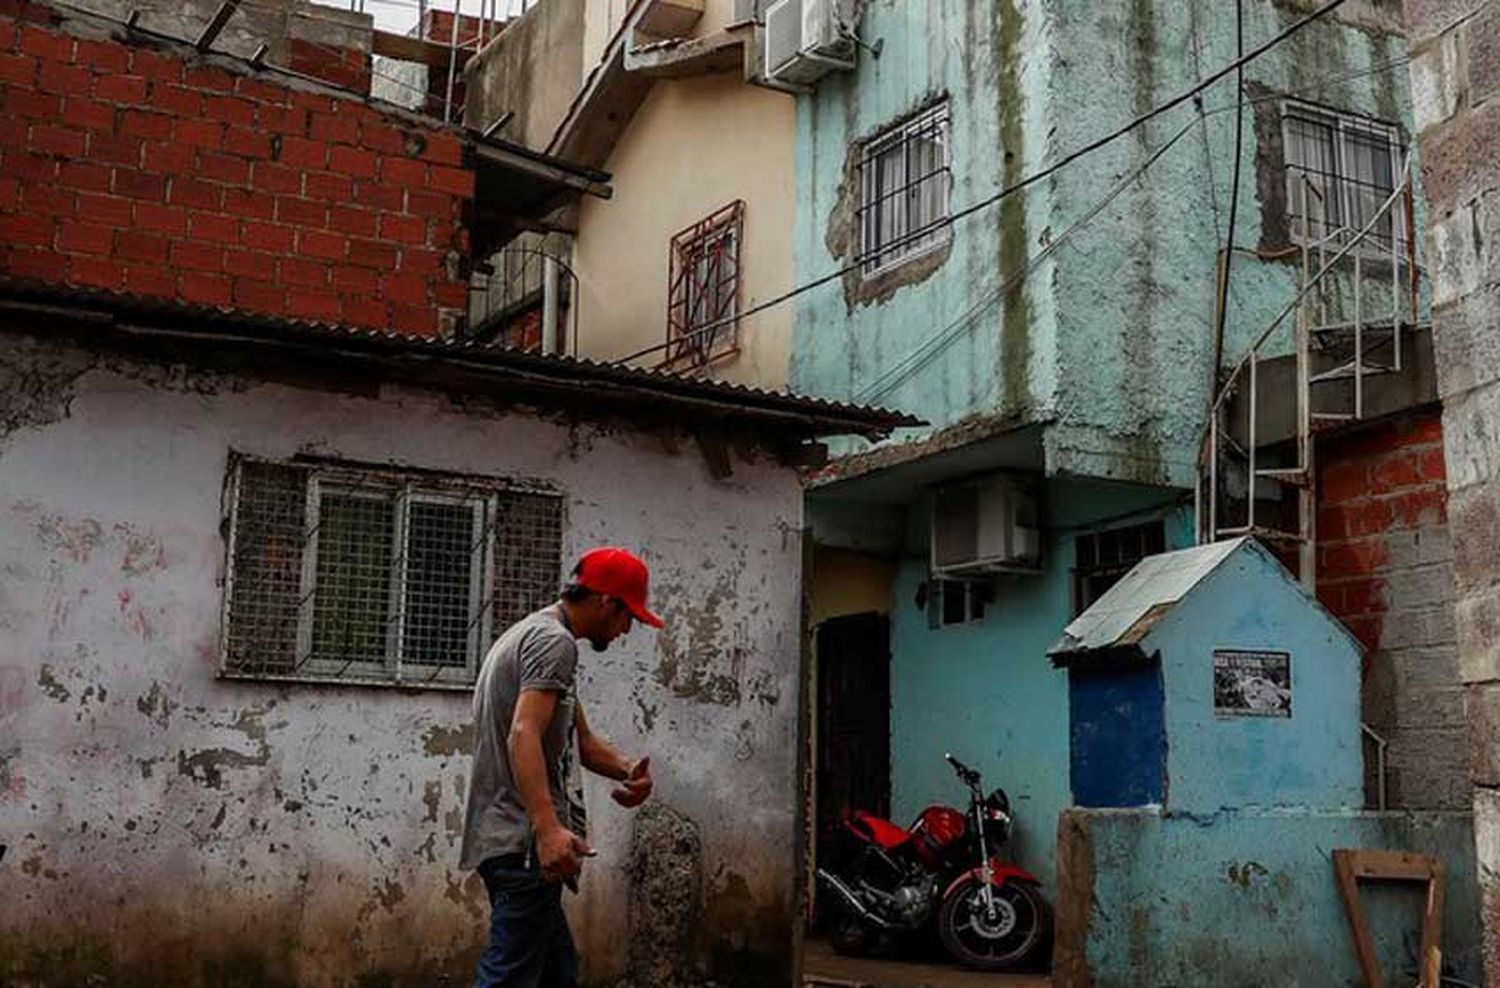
[1054,807,1482,987]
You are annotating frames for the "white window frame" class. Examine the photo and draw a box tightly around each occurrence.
[859,101,953,277]
[221,456,559,690]
[1280,101,1402,256]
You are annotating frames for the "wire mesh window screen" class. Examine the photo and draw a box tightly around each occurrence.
[493,489,564,632]
[223,456,563,687]
[665,201,744,371]
[1282,103,1403,253]
[859,101,952,275]
[309,488,396,670]
[225,461,309,673]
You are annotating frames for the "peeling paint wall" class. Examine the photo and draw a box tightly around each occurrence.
[790,0,1415,485]
[0,332,804,986]
[1054,807,1483,988]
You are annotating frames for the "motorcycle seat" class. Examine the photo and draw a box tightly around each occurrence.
[848,810,912,850]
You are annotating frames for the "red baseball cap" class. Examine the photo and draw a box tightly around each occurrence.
[575,547,664,628]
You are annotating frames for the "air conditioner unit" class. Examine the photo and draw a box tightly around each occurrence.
[931,475,1042,577]
[763,0,856,87]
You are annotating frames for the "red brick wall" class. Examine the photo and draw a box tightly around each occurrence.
[0,0,474,335]
[1316,407,1466,808]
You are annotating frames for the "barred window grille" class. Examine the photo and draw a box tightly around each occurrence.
[222,457,564,687]
[1282,102,1405,253]
[664,201,744,372]
[859,101,952,275]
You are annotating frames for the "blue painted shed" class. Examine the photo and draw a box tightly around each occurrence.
[1049,537,1364,814]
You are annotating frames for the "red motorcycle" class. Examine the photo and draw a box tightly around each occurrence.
[816,753,1051,971]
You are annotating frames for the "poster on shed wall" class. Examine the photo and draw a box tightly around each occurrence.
[1213,649,1292,718]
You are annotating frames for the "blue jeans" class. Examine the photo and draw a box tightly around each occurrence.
[475,854,579,988]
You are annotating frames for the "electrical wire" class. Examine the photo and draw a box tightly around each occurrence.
[612,0,1354,368]
[1211,0,1247,392]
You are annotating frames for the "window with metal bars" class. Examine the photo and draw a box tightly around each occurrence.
[221,456,564,688]
[858,101,952,275]
[1281,102,1405,254]
[664,201,744,372]
[1072,520,1166,618]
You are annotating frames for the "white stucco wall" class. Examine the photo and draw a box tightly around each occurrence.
[0,332,804,986]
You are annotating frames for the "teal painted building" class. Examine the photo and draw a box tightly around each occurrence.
[793,0,1419,896]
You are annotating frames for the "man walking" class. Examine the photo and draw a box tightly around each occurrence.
[460,547,663,987]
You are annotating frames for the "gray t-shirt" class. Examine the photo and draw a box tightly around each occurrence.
[459,606,588,870]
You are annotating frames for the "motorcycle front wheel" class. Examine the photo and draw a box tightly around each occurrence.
[937,878,1051,971]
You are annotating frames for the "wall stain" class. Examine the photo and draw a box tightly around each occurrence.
[996,0,1034,419]
[422,780,443,824]
[37,665,70,703]
[421,724,474,757]
[135,681,176,730]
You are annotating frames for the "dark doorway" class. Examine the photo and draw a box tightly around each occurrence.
[815,612,891,894]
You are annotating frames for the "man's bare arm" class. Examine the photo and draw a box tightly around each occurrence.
[575,702,631,780]
[576,703,653,808]
[509,689,588,878]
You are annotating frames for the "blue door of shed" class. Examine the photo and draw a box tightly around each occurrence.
[1069,662,1166,807]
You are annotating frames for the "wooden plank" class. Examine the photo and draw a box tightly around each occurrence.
[1333,850,1385,988]
[371,29,471,70]
[1419,860,1446,988]
[1346,849,1438,882]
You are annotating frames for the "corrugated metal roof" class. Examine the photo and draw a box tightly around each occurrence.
[0,278,921,437]
[1049,537,1249,659]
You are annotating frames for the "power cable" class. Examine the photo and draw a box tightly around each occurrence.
[1211,0,1247,394]
[613,0,1353,368]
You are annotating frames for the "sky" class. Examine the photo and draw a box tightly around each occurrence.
[311,0,535,35]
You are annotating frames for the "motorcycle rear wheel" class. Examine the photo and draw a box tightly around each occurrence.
[937,878,1050,971]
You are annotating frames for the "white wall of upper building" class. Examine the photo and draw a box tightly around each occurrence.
[571,70,796,390]
[582,0,747,76]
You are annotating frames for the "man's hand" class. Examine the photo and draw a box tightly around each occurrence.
[537,824,591,883]
[611,756,653,809]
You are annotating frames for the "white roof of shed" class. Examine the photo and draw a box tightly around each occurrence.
[1049,537,1250,659]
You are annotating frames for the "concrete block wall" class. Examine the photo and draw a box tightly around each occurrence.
[1316,408,1468,809]
[1402,0,1500,981]
[0,0,474,334]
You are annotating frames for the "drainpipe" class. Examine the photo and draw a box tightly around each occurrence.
[541,255,561,355]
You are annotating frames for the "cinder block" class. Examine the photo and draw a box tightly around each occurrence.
[1468,682,1500,786]
[1418,98,1500,215]
[1380,603,1459,648]
[1390,643,1465,691]
[1384,563,1459,609]
[1409,27,1466,130]
[1457,583,1500,683]
[1434,286,1500,400]
[1444,389,1500,491]
[1405,0,1483,44]
[1469,2,1500,106]
[1431,199,1485,307]
[1394,686,1469,729]
[1450,481,1500,592]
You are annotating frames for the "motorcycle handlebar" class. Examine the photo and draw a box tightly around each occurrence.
[944,752,981,787]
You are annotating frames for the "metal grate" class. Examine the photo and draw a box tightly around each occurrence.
[493,489,564,632]
[403,499,480,668]
[225,461,309,674]
[311,488,397,667]
[663,201,745,373]
[222,457,564,686]
[858,100,952,275]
